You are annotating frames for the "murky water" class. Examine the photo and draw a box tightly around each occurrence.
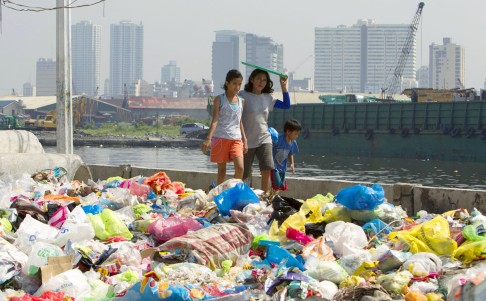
[44,146,486,190]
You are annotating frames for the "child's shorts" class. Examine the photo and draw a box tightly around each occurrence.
[271,169,288,191]
[210,138,243,163]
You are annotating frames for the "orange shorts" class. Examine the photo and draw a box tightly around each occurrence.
[210,138,243,163]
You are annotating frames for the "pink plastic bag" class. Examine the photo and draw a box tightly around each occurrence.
[148,216,202,242]
[286,227,314,245]
[130,181,151,197]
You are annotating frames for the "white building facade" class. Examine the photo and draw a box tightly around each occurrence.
[72,20,102,97]
[429,38,465,89]
[315,20,416,94]
[109,21,144,98]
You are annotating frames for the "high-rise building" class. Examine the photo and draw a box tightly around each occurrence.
[72,20,102,96]
[314,19,415,93]
[416,66,430,88]
[429,38,465,89]
[211,30,246,94]
[36,58,56,96]
[161,61,181,83]
[23,82,35,96]
[245,33,284,86]
[109,21,143,97]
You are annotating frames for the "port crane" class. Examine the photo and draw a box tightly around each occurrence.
[383,2,425,100]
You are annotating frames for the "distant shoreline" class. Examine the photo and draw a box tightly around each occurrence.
[34,131,202,148]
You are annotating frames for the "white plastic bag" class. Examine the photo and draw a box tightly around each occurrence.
[24,241,64,275]
[324,221,368,257]
[14,215,59,255]
[304,255,348,283]
[53,205,95,247]
[35,269,91,300]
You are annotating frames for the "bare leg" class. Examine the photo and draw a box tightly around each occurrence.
[233,156,244,180]
[217,162,227,184]
[261,169,271,193]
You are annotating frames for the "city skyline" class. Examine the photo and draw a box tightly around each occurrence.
[1,0,485,97]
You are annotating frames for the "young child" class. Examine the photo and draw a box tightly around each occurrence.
[271,119,301,191]
[201,69,247,184]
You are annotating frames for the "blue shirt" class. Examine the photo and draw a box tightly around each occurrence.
[273,134,299,173]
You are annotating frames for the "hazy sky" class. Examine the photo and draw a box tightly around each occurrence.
[1,0,485,97]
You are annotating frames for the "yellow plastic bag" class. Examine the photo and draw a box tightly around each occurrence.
[272,193,334,239]
[388,216,457,256]
[453,239,486,264]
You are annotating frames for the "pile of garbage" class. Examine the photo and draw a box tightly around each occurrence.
[0,168,485,301]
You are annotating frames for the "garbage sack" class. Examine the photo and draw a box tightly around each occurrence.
[148,216,202,243]
[159,223,253,270]
[213,182,259,217]
[388,215,457,256]
[335,183,384,211]
[88,208,133,241]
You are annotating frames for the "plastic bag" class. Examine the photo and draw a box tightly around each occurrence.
[304,256,348,283]
[402,252,442,276]
[453,239,486,263]
[376,271,412,294]
[213,182,259,217]
[388,215,457,256]
[335,184,384,210]
[268,127,279,144]
[148,216,202,242]
[14,215,59,255]
[301,236,335,261]
[24,242,64,275]
[265,244,305,270]
[324,221,368,257]
[53,205,95,247]
[88,208,133,241]
[35,269,91,300]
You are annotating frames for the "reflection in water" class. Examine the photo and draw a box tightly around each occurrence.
[45,146,486,190]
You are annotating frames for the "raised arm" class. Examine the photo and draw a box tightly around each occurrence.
[274,76,290,109]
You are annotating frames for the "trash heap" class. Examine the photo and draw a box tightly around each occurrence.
[0,169,486,301]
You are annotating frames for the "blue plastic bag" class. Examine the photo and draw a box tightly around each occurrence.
[268,127,279,144]
[213,182,259,216]
[335,184,384,210]
[362,218,391,238]
[265,245,305,270]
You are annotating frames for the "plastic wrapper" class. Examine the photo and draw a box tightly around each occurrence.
[301,236,335,261]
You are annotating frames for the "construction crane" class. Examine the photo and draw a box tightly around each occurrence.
[383,2,425,100]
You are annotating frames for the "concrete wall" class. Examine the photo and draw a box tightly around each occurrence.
[85,164,486,216]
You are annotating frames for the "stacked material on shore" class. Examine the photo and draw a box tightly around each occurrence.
[0,167,485,301]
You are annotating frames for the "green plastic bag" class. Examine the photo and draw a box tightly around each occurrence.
[88,208,133,240]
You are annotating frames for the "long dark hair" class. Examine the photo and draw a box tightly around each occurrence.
[244,69,274,93]
[222,69,243,91]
